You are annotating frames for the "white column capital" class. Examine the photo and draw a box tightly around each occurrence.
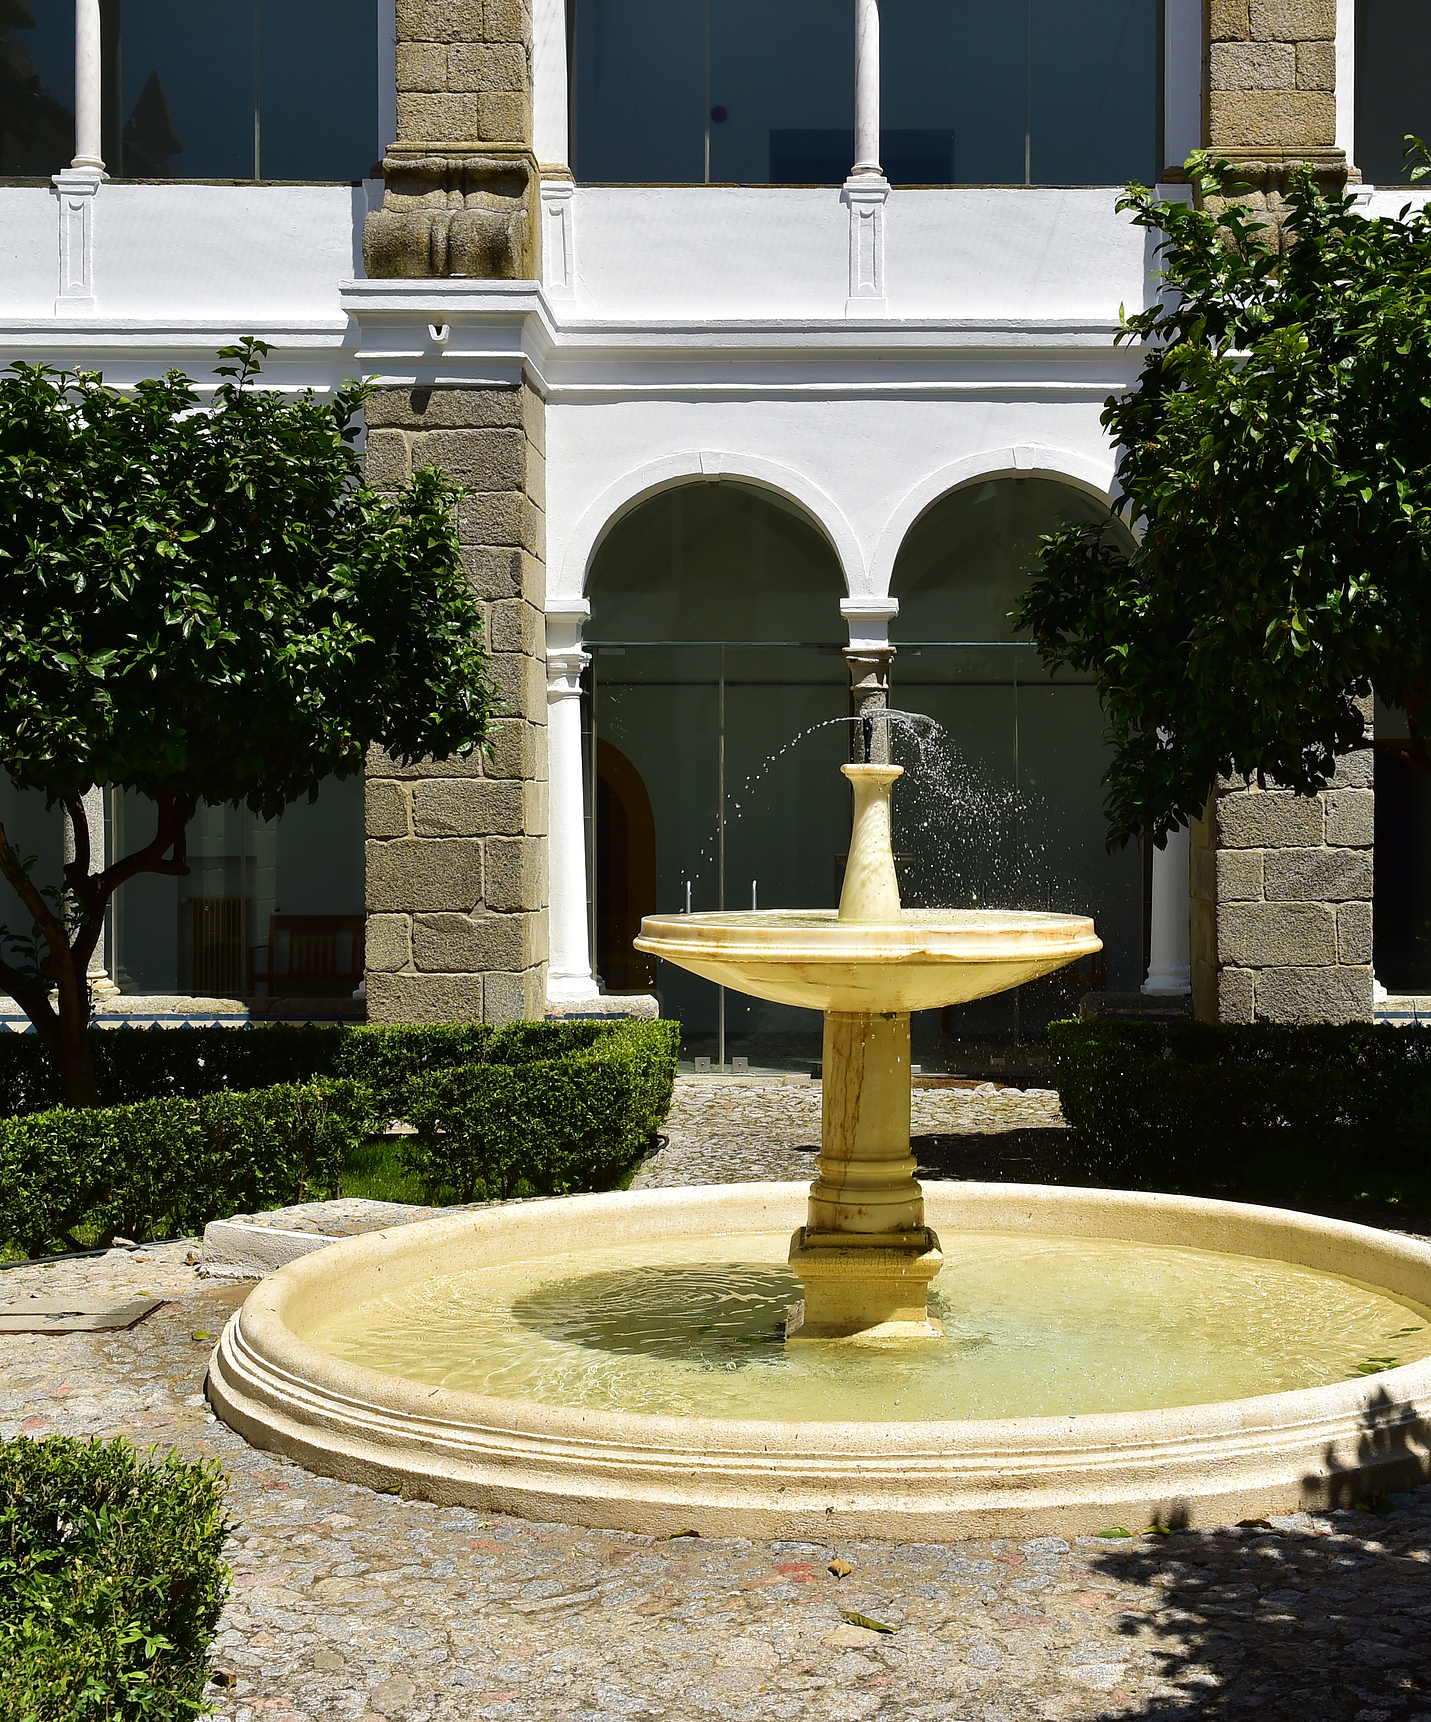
[547,646,590,699]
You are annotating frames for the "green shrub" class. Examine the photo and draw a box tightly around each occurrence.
[0,1436,229,1722]
[0,1024,347,1118]
[402,1018,680,1202]
[1048,1017,1431,1191]
[0,1078,374,1256]
[334,1023,495,1120]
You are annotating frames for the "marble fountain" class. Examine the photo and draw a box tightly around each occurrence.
[210,762,1431,1536]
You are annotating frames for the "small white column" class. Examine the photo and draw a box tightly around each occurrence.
[53,0,105,315]
[1143,824,1192,995]
[546,609,600,1006]
[845,0,888,316]
[73,0,104,170]
[852,0,881,176]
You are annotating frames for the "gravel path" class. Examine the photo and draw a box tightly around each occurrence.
[3,1078,1430,1721]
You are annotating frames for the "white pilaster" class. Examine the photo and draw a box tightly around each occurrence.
[845,0,888,316]
[1335,0,1355,166]
[54,0,105,316]
[542,180,577,300]
[1143,824,1192,995]
[545,608,600,1005]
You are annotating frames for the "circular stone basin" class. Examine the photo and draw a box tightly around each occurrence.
[632,909,1102,1013]
[209,1183,1431,1539]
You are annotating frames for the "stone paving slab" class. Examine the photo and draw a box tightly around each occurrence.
[5,1079,1431,1720]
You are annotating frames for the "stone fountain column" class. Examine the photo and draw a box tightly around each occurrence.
[788,764,943,1341]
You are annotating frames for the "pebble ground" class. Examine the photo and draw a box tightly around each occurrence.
[2,1076,1429,1721]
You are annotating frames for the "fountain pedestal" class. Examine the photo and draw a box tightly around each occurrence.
[788,1007,943,1339]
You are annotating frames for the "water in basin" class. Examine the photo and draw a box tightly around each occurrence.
[299,1230,1431,1422]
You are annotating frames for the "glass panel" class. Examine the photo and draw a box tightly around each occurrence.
[1,0,75,174]
[573,0,705,183]
[1374,695,1431,992]
[112,0,257,177]
[112,775,363,996]
[260,0,379,180]
[709,0,853,184]
[1029,0,1159,186]
[101,0,377,180]
[1357,0,1431,187]
[881,0,1159,186]
[891,478,1142,1065]
[881,1,1025,185]
[587,480,848,1066]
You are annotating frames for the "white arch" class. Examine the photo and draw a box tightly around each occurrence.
[555,450,865,607]
[867,443,1122,599]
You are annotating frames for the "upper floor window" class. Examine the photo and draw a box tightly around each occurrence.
[572,0,1161,186]
[1,0,381,180]
[1356,0,1431,186]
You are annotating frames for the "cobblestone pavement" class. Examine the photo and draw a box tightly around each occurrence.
[632,1076,1069,1189]
[3,1081,1431,1722]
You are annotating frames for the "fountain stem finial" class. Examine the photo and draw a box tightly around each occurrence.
[838,764,903,923]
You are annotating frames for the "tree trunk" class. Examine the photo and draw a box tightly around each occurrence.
[53,948,99,1109]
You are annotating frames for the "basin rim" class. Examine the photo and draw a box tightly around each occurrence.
[209,1181,1431,1536]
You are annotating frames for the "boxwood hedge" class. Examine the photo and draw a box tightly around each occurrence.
[1048,1016,1431,1191]
[0,1078,374,1259]
[0,1436,229,1722]
[402,1017,681,1202]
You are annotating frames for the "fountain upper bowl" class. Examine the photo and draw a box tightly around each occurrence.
[634,907,1101,1013]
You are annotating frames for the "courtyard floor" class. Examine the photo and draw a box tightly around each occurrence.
[2,1075,1428,1722]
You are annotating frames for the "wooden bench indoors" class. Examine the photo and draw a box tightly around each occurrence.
[250,914,365,998]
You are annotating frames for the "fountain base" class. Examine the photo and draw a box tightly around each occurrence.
[786,1225,944,1340]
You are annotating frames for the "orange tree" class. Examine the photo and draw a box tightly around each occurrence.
[0,340,492,1105]
[1017,153,1431,846]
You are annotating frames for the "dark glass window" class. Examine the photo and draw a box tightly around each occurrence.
[107,0,379,179]
[1356,0,1431,186]
[1,0,75,175]
[2,0,379,180]
[881,0,1160,185]
[573,0,1159,186]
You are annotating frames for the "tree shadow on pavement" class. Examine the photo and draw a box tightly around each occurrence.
[1084,1390,1431,1719]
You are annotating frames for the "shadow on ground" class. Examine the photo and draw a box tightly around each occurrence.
[1077,1391,1431,1719]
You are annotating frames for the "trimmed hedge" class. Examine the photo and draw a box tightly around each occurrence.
[0,1436,229,1722]
[0,1078,374,1257]
[0,1023,347,1118]
[402,1017,681,1202]
[0,1021,514,1121]
[1048,1017,1431,1190]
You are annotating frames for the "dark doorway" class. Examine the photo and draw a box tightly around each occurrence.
[595,738,658,992]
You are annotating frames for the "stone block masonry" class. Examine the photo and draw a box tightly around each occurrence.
[363,381,548,1025]
[1190,748,1375,1024]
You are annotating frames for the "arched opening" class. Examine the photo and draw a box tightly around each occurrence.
[890,475,1141,1071]
[585,480,848,1064]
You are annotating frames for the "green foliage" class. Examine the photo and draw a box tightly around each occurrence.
[1048,1017,1431,1190]
[1015,153,1431,844]
[0,1077,373,1256]
[402,1018,681,1202]
[0,1436,229,1722]
[0,340,490,813]
[333,1023,496,1120]
[0,1023,348,1118]
[0,338,493,1103]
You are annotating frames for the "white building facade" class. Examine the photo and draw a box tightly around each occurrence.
[2,1,1428,1056]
